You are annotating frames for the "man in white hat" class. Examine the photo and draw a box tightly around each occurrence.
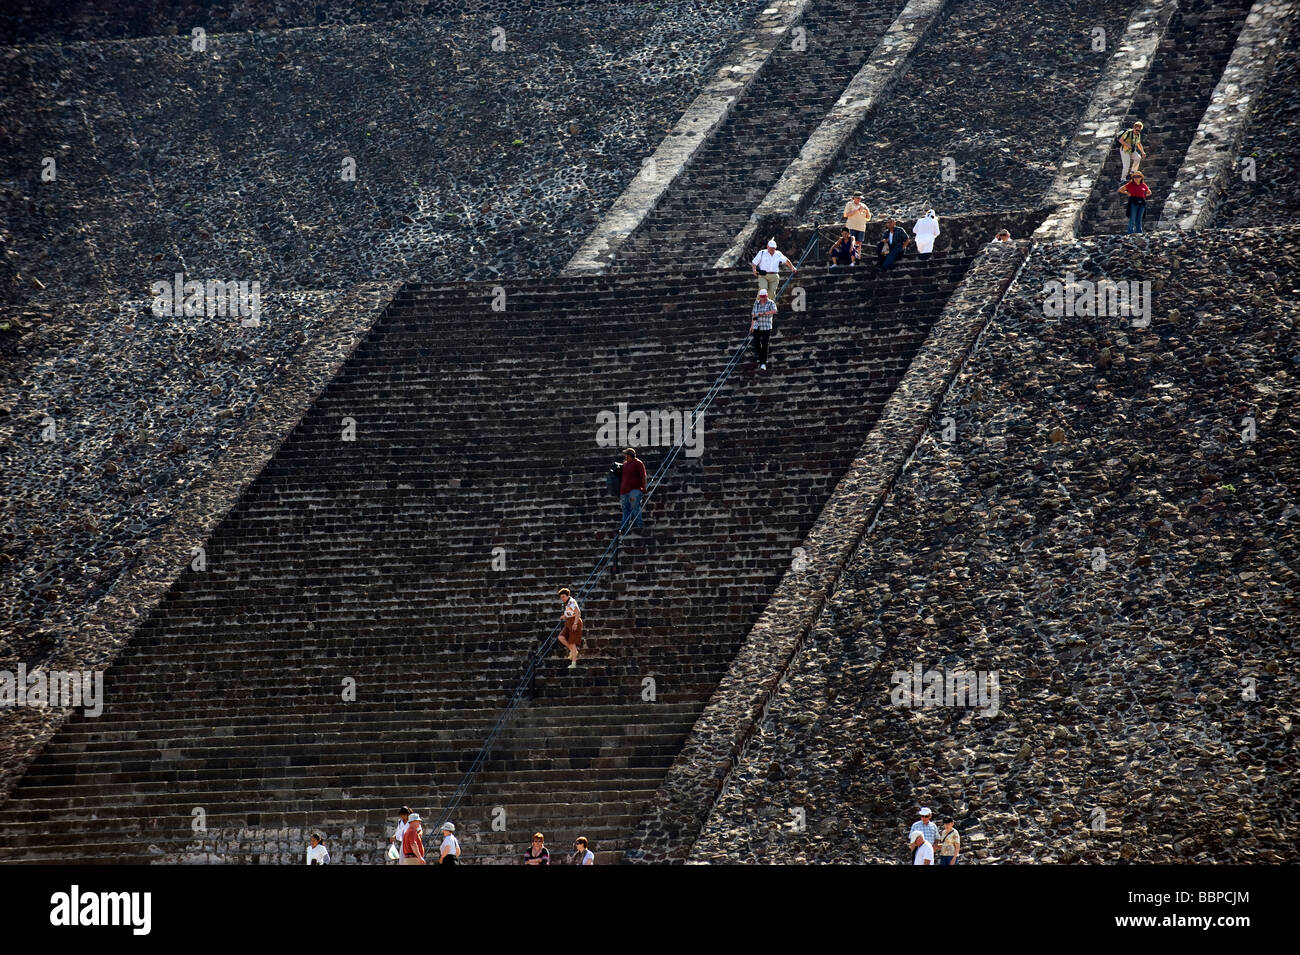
[401,813,425,864]
[439,822,461,865]
[749,287,777,371]
[751,238,797,302]
[908,807,938,859]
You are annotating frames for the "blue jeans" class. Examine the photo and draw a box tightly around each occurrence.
[937,855,956,865]
[878,245,904,271]
[620,489,644,530]
[1127,202,1145,234]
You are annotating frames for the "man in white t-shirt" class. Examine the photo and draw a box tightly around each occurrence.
[389,807,410,864]
[911,832,934,865]
[751,239,797,302]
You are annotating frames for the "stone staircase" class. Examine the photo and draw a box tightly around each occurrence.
[612,0,908,271]
[1081,0,1256,235]
[0,251,974,863]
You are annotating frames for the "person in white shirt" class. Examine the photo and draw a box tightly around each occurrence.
[572,836,595,865]
[911,832,934,866]
[439,822,461,865]
[306,831,330,865]
[389,806,411,863]
[913,210,940,257]
[751,238,797,302]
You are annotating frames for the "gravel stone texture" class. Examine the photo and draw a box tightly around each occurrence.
[0,288,395,665]
[807,0,1140,222]
[0,1,720,46]
[1214,18,1300,227]
[1,0,766,307]
[690,227,1299,864]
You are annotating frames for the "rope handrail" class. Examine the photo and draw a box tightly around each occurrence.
[433,227,823,835]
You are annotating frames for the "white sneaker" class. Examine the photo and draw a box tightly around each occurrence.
[760,363,767,370]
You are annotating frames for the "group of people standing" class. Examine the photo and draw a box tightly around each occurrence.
[523,832,596,865]
[830,193,942,270]
[743,196,947,373]
[385,807,460,865]
[907,808,961,865]
[392,820,597,865]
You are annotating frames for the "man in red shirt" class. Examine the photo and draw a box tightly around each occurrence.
[619,447,647,532]
[401,813,425,864]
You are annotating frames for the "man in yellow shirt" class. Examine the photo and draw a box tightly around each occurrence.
[843,191,871,242]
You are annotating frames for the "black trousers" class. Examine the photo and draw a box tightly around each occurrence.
[752,329,771,364]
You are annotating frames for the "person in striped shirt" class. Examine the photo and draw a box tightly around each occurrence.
[750,288,777,371]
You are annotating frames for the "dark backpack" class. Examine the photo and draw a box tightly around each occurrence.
[605,462,623,497]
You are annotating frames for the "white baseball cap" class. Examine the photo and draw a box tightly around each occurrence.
[758,289,768,297]
[408,813,421,821]
[767,239,777,248]
[918,807,932,816]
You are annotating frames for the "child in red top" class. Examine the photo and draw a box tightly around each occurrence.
[1118,171,1151,234]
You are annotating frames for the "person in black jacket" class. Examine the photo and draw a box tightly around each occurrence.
[877,217,911,272]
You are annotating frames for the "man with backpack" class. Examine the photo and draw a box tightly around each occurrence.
[1117,121,1146,183]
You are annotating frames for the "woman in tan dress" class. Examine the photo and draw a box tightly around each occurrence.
[556,587,583,669]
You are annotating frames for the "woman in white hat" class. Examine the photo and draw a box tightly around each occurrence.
[913,209,940,258]
[439,822,461,865]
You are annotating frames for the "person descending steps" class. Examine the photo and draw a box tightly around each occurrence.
[556,587,584,669]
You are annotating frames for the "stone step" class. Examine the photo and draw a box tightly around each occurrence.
[0,253,970,861]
